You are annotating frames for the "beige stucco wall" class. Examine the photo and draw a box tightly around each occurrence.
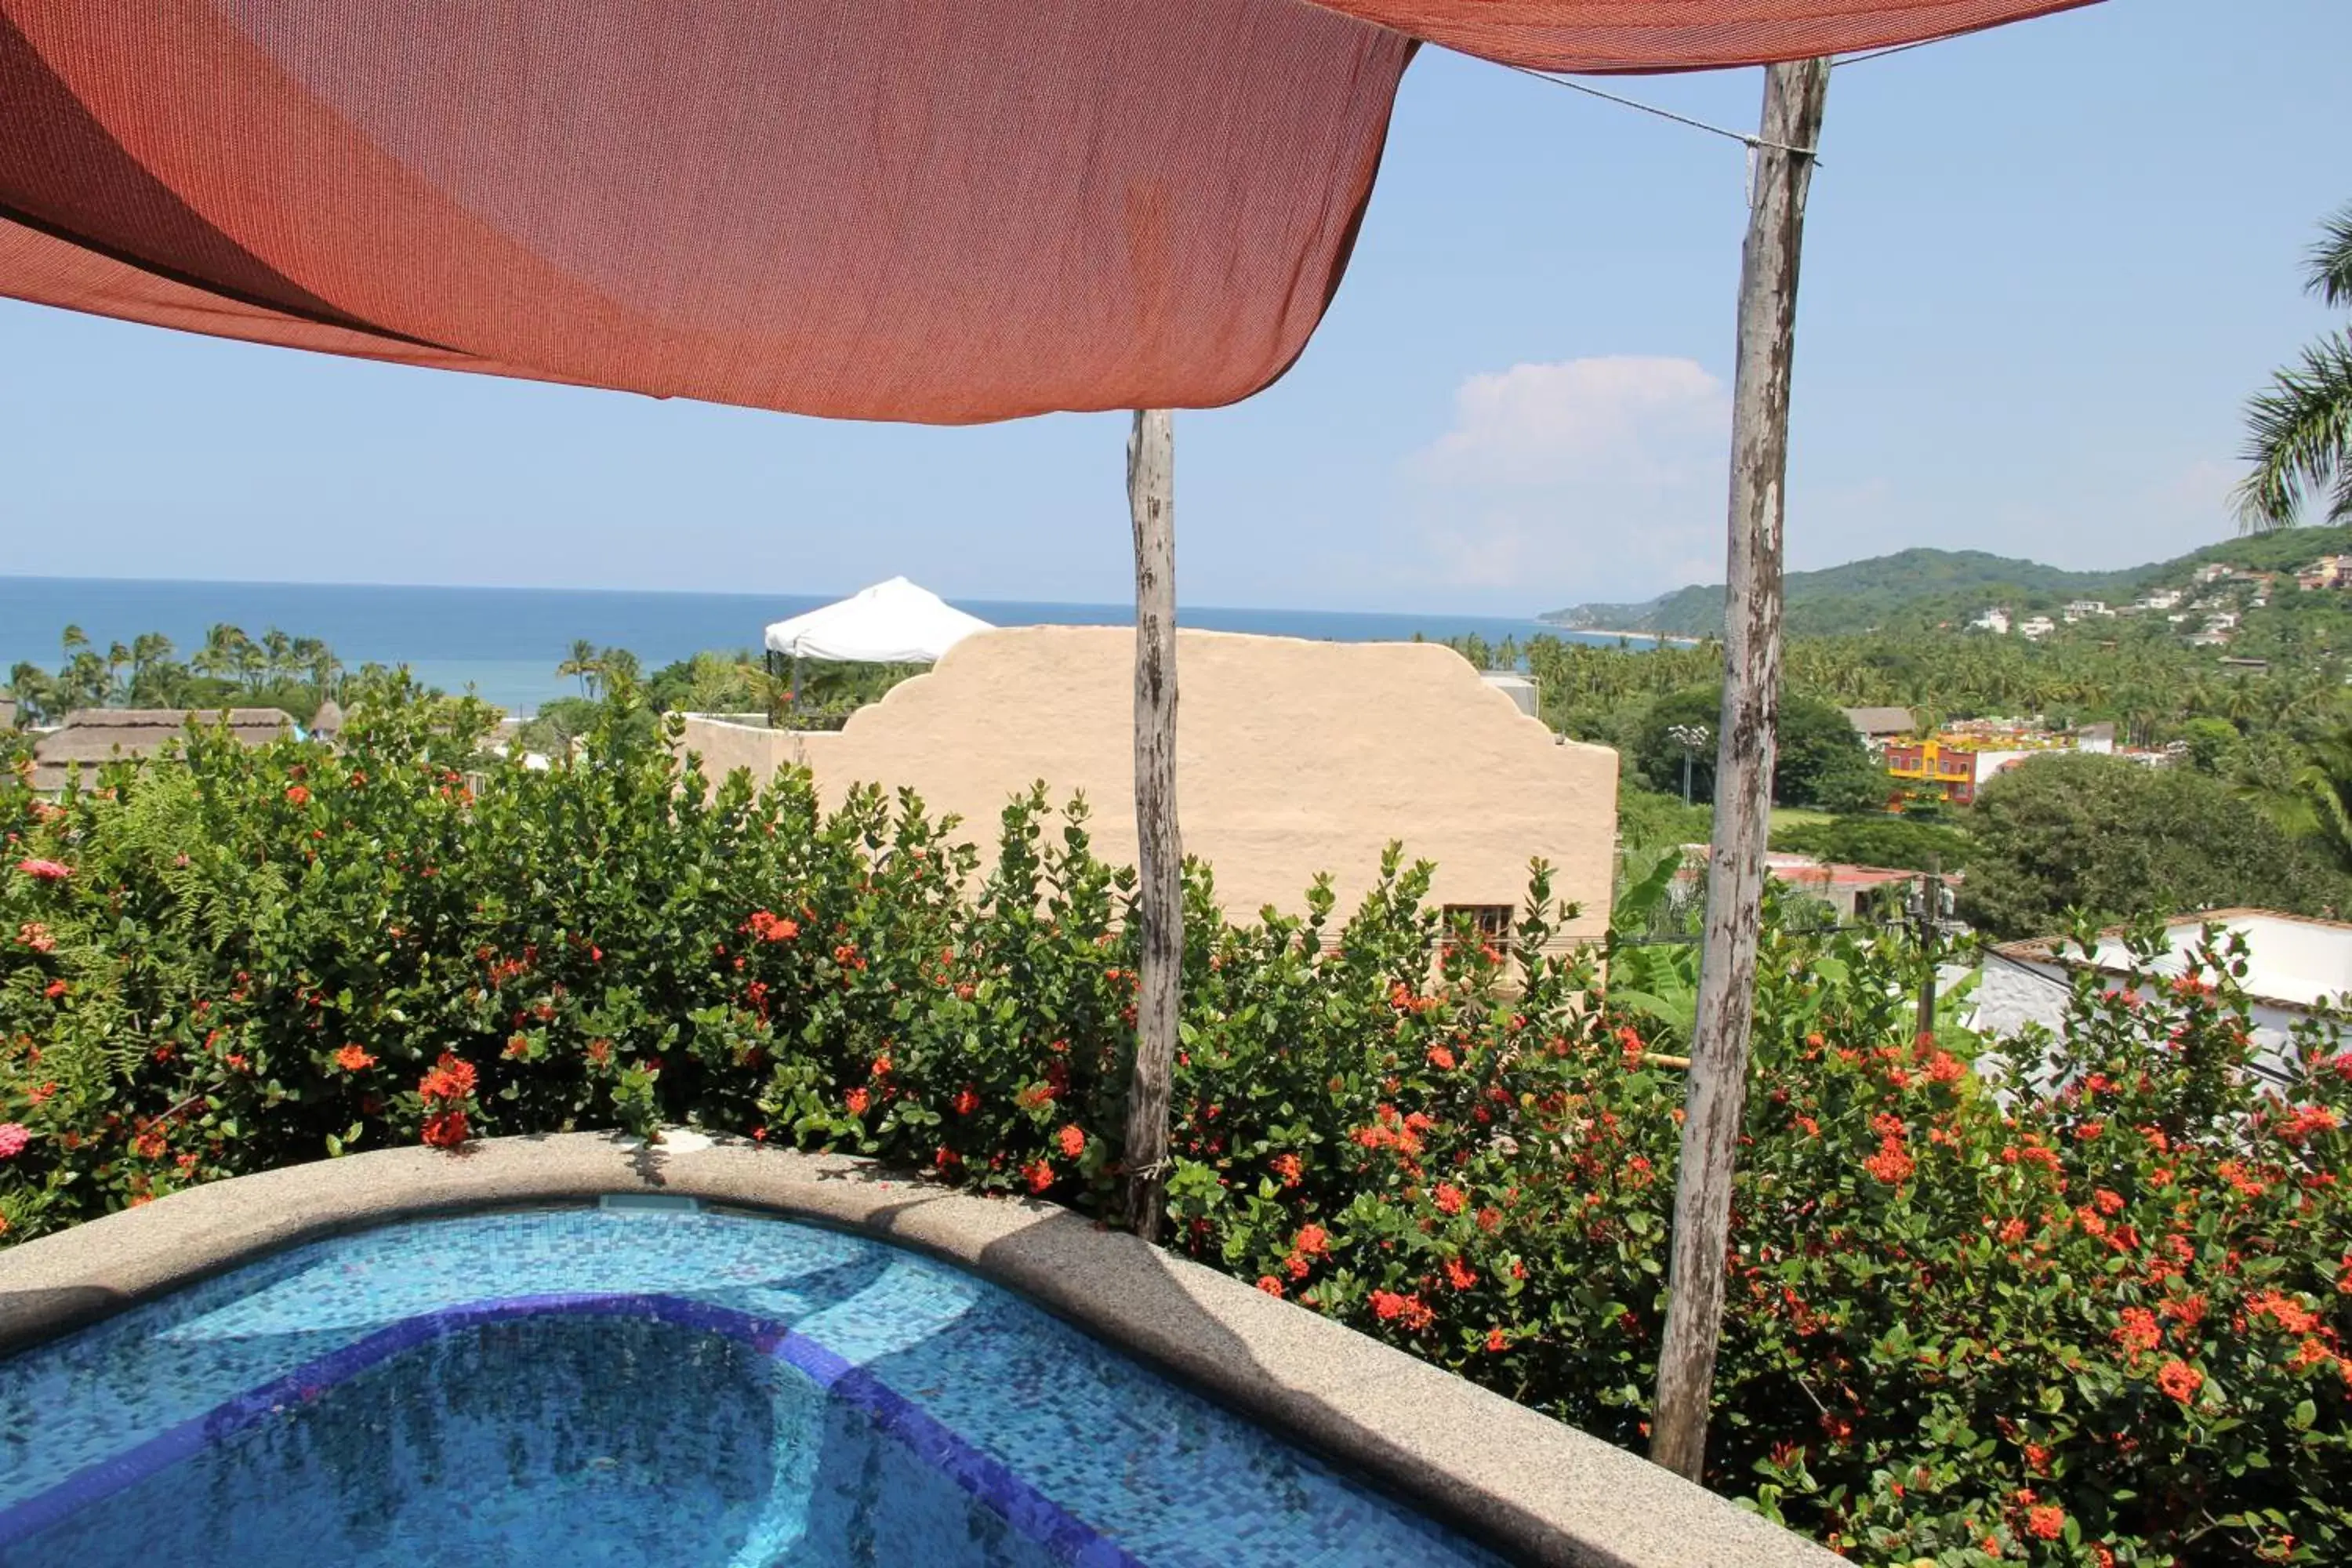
[681,627,1616,943]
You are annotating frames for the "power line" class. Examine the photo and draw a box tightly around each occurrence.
[1499,63,1820,159]
[1834,35,1945,67]
[1502,29,1960,159]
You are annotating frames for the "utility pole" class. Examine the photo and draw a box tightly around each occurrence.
[1123,408,1182,1242]
[1909,856,1950,1044]
[1650,56,1829,1483]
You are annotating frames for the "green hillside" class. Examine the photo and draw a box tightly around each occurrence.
[1544,526,2352,638]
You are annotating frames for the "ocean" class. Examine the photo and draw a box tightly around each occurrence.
[0,577,1652,714]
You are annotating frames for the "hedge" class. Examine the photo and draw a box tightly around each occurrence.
[5,680,2350,1566]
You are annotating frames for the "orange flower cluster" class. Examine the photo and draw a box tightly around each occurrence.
[2278,1104,2341,1143]
[1351,1104,1436,1164]
[1861,1134,1915,1185]
[1370,1289,1435,1330]
[740,909,799,943]
[417,1051,476,1148]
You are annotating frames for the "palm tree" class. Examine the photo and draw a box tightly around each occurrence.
[261,628,293,688]
[2237,202,2352,530]
[557,639,600,698]
[2244,716,2352,876]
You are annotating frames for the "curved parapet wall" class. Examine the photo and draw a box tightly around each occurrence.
[684,627,1617,947]
[0,1133,1833,1568]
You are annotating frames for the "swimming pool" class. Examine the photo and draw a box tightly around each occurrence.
[0,1203,1502,1567]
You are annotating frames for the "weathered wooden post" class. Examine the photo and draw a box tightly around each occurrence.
[1649,56,1830,1482]
[1123,407,1182,1240]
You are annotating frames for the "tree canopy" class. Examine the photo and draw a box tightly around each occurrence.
[1958,753,2352,939]
[1631,684,1884,812]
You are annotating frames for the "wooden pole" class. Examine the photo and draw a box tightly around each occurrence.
[1122,407,1182,1242]
[1649,56,1829,1483]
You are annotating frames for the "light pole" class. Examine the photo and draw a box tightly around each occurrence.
[1904,858,1956,1044]
[1666,723,1710,808]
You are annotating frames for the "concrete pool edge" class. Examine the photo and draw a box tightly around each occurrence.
[0,1132,1839,1568]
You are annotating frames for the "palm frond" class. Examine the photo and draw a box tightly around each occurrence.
[2309,202,2352,309]
[2233,328,2352,532]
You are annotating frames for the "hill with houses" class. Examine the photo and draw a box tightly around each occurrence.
[1544,526,2352,640]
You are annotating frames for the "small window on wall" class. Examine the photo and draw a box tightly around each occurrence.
[1443,905,1514,943]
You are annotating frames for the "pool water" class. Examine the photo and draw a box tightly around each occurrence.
[0,1205,1501,1566]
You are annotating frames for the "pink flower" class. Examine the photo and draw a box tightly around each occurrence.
[14,858,71,882]
[16,922,53,953]
[0,1124,30,1160]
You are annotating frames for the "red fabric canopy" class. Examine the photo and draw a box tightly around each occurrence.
[0,1,2089,424]
[1311,0,2092,73]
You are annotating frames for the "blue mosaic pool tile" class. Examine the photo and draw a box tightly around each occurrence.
[0,1208,1503,1567]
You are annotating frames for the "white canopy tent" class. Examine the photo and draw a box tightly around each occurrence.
[762,577,993,664]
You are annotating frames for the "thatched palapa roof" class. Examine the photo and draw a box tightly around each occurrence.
[31,709,293,793]
[1839,706,1918,739]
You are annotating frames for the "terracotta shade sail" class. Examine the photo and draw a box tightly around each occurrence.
[1308,0,2094,73]
[0,0,2089,425]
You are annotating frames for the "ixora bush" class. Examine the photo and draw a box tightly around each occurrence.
[5,680,2352,1566]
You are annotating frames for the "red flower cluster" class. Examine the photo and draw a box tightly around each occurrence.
[333,1044,376,1073]
[2114,1306,2160,1358]
[741,909,799,943]
[284,785,310,807]
[2278,1104,2341,1143]
[13,858,71,881]
[1370,1289,1436,1330]
[417,1051,477,1149]
[1861,1134,1915,1185]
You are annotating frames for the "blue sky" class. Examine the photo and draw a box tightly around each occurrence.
[2,0,2346,615]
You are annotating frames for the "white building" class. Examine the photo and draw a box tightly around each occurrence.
[1975,910,2352,1087]
[2019,615,2056,640]
[1971,607,2012,635]
[2061,600,2111,622]
[2136,590,2182,612]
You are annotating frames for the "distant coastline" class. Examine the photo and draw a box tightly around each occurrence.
[2,576,1655,715]
[1536,621,1704,647]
